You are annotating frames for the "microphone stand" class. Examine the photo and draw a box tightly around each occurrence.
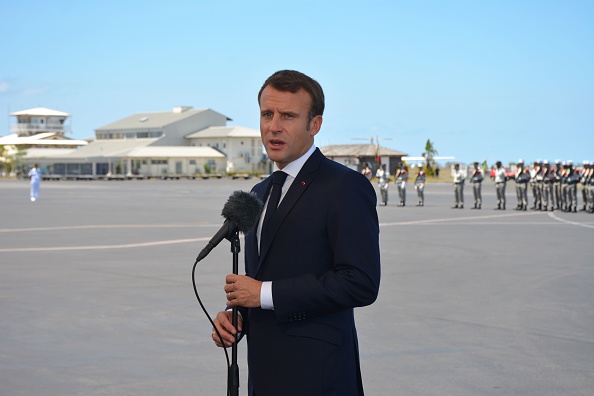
[228,230,240,396]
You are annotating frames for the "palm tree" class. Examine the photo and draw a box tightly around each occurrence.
[422,139,438,176]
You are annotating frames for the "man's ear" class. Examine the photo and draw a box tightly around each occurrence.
[309,115,323,137]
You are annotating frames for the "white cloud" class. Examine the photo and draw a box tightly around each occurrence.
[21,86,51,96]
[0,81,9,93]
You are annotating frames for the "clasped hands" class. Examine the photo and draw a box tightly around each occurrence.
[212,274,261,348]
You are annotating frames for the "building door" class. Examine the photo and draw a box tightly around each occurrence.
[175,161,182,175]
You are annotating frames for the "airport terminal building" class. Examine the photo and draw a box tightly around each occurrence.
[1,106,264,178]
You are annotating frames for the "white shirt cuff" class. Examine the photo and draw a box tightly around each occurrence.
[260,281,274,310]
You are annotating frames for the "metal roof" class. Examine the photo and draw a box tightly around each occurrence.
[0,133,87,146]
[321,144,407,157]
[185,125,260,139]
[58,139,160,159]
[10,107,70,117]
[22,148,77,158]
[96,108,231,131]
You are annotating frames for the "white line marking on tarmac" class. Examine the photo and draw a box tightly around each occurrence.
[0,237,211,253]
[2,211,591,253]
[0,224,216,233]
[547,212,594,229]
[380,211,542,226]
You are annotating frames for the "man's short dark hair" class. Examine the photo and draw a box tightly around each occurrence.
[258,70,325,123]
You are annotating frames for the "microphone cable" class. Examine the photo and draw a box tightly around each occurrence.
[192,256,231,368]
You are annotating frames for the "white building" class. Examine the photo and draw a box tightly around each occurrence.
[7,106,263,178]
[0,107,88,150]
[186,126,265,173]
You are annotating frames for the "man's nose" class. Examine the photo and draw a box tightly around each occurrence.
[269,114,282,132]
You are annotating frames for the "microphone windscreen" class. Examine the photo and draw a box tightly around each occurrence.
[221,190,263,233]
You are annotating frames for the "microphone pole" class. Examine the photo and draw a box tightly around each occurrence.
[228,231,240,396]
[193,190,262,396]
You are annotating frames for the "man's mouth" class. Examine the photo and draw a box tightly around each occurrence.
[269,139,284,147]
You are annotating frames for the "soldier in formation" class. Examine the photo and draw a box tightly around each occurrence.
[529,160,542,210]
[394,163,408,207]
[414,167,426,206]
[564,161,580,212]
[469,162,483,209]
[584,161,594,213]
[541,160,555,211]
[376,163,390,206]
[580,161,593,212]
[553,160,563,210]
[512,159,530,210]
[493,161,507,210]
[451,163,465,209]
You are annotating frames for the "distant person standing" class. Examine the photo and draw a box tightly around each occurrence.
[585,161,594,213]
[494,161,507,210]
[469,162,483,209]
[451,163,465,209]
[414,167,426,206]
[565,160,580,212]
[395,163,408,206]
[579,161,589,212]
[361,162,372,180]
[376,163,390,206]
[27,163,41,202]
[553,160,563,210]
[513,159,530,211]
[529,160,541,210]
[542,160,555,211]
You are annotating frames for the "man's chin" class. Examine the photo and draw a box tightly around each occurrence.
[266,151,285,163]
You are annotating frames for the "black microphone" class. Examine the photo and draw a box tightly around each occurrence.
[196,190,263,262]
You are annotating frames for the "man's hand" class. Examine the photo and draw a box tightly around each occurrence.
[212,310,242,348]
[224,274,262,308]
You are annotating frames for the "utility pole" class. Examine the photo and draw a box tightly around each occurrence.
[352,135,393,170]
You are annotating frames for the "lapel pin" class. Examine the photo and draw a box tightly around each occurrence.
[301,180,306,186]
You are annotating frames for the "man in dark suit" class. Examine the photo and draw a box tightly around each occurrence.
[212,70,381,396]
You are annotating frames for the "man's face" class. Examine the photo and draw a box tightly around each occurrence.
[259,86,322,169]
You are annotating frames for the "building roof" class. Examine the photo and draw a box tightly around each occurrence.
[22,148,77,159]
[11,107,70,117]
[96,107,231,131]
[0,133,88,146]
[186,125,260,139]
[125,146,226,159]
[57,139,160,159]
[320,144,407,157]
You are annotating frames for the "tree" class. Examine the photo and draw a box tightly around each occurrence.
[0,144,27,177]
[422,139,438,176]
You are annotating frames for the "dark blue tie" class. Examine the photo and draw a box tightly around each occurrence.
[260,171,287,249]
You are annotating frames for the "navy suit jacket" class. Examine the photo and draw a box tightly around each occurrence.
[241,148,381,396]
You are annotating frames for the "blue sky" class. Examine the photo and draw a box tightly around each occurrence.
[1,0,593,166]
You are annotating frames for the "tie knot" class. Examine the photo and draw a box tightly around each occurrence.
[272,171,287,186]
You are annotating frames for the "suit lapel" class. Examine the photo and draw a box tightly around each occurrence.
[257,149,324,270]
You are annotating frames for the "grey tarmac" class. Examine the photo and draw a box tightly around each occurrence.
[1,179,592,396]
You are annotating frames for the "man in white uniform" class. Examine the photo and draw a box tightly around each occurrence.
[27,163,41,202]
